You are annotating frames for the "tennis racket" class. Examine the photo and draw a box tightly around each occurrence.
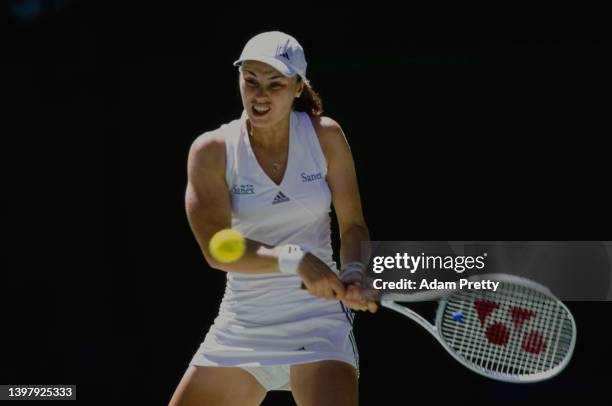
[300,273,577,382]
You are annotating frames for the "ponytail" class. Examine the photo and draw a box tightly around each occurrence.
[293,78,323,116]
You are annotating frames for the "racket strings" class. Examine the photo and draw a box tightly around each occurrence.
[438,281,575,379]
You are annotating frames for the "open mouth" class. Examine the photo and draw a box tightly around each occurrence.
[252,104,271,117]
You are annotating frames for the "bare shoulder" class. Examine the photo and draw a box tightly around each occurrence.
[188,129,226,177]
[190,129,226,156]
[310,116,350,161]
[310,115,344,139]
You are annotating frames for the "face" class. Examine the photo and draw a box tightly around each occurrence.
[238,60,304,129]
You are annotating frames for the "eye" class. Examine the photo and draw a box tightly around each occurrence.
[245,79,257,87]
[270,82,284,89]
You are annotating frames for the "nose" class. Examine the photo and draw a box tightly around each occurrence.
[254,85,267,99]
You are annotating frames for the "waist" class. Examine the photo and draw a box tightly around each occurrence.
[217,281,346,326]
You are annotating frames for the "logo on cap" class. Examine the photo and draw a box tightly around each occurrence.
[279,52,290,60]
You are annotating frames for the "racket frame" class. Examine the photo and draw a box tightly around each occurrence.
[380,273,577,383]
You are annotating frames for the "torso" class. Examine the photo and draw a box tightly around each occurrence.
[222,110,334,269]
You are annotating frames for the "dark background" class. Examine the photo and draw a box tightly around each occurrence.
[3,2,612,404]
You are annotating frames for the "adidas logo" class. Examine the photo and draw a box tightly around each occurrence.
[279,51,290,60]
[272,191,290,204]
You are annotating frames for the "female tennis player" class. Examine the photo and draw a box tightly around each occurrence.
[169,31,376,406]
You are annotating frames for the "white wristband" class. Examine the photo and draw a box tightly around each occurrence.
[277,244,308,274]
[340,262,366,281]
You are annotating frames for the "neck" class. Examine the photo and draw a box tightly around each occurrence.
[247,113,291,152]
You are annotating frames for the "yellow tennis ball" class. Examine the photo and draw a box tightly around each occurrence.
[209,229,246,263]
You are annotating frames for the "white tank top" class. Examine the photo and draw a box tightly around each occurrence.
[219,109,337,292]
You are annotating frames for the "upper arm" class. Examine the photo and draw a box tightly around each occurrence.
[312,116,367,235]
[185,131,232,263]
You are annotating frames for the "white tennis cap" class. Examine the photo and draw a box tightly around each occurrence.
[233,31,308,82]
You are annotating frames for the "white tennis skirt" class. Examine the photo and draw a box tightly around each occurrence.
[190,277,359,391]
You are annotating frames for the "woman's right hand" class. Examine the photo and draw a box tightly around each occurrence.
[297,253,346,300]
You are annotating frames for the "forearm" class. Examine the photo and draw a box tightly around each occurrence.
[211,238,287,274]
[198,233,284,274]
[339,224,371,268]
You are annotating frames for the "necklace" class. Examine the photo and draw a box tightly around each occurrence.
[248,122,284,173]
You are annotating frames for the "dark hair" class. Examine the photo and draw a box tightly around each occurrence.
[293,78,323,116]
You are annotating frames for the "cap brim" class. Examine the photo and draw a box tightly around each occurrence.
[233,56,297,78]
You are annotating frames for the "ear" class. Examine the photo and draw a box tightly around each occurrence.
[296,81,304,98]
